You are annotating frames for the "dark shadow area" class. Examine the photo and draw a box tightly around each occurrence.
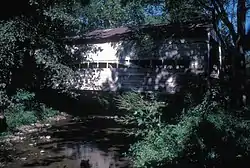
[0,141,26,167]
[35,89,121,117]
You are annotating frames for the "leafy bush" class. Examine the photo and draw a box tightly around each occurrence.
[117,92,250,167]
[39,104,59,120]
[5,105,38,129]
[4,90,58,130]
[116,92,166,136]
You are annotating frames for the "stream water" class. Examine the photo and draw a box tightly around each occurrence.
[4,115,133,168]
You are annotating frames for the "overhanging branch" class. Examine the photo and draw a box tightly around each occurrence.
[212,9,226,46]
[212,0,238,43]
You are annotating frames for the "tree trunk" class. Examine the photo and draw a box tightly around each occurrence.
[230,48,246,108]
[234,0,247,107]
[227,0,247,108]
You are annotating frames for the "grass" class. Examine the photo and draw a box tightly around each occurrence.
[4,104,59,131]
[2,90,59,133]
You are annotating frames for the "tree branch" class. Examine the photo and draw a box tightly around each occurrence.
[212,9,226,47]
[212,0,238,43]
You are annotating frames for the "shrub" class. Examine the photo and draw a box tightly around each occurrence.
[39,104,59,120]
[4,89,58,130]
[116,92,166,136]
[5,104,38,129]
[117,92,250,167]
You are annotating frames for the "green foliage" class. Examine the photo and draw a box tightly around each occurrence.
[123,94,205,167]
[117,92,250,167]
[0,0,92,97]
[82,0,155,29]
[5,90,37,129]
[166,0,210,22]
[5,105,38,130]
[123,0,210,23]
[97,94,111,110]
[116,92,166,136]
[39,104,59,120]
[12,90,35,103]
[4,90,58,130]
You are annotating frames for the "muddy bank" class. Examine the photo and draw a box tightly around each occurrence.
[1,114,133,168]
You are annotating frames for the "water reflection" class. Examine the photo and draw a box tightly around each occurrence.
[5,116,132,168]
[61,142,128,168]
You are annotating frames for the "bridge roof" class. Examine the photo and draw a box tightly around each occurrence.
[65,21,213,45]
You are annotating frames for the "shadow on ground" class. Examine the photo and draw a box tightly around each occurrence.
[35,89,121,117]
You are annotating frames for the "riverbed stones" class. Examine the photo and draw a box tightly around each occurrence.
[20,157,27,161]
[40,150,45,153]
[45,135,51,139]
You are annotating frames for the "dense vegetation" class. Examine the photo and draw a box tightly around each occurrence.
[0,0,250,167]
[0,0,87,132]
[116,0,250,167]
[117,89,250,167]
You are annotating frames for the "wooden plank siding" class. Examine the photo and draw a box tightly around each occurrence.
[70,38,208,93]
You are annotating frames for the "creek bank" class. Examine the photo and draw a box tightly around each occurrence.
[1,114,133,168]
[0,112,71,168]
[1,112,70,143]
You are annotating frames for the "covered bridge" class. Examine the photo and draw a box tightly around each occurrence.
[65,22,221,94]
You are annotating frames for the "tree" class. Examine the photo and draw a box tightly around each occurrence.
[0,0,95,117]
[81,0,145,29]
[0,0,87,90]
[199,0,250,107]
[80,0,168,29]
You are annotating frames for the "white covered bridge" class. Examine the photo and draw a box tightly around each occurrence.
[65,22,222,94]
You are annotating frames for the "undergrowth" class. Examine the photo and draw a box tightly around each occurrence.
[4,90,59,131]
[117,91,250,168]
